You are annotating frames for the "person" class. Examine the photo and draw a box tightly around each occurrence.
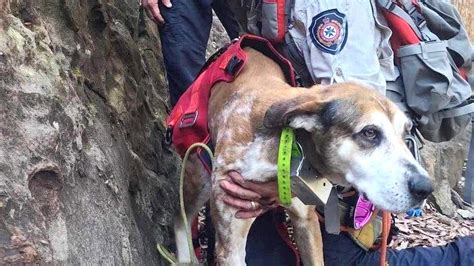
[141,0,240,106]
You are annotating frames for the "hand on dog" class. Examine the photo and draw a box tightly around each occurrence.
[141,0,172,25]
[219,171,280,219]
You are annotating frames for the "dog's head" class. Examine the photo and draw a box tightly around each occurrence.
[263,82,433,213]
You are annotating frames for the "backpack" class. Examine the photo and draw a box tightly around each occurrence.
[246,0,292,43]
[377,0,473,143]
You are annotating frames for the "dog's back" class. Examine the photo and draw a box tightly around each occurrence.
[208,48,301,167]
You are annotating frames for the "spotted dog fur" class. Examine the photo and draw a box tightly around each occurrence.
[174,48,433,265]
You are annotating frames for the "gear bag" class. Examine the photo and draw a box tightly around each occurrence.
[377,0,473,142]
[246,0,292,43]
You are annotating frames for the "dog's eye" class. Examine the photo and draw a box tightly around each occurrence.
[361,126,379,140]
[354,126,383,148]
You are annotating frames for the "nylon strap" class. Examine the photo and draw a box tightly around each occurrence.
[376,0,423,40]
[278,128,297,206]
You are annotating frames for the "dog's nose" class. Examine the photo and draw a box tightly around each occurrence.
[408,176,433,201]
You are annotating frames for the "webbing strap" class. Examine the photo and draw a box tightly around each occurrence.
[278,128,295,206]
[376,0,422,40]
[438,103,474,119]
[397,41,447,58]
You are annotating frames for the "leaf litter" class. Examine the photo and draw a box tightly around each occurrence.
[391,204,473,249]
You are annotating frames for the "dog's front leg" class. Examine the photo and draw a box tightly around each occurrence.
[287,199,324,266]
[211,174,255,266]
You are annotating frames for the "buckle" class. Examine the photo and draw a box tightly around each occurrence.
[225,55,244,75]
[408,5,425,27]
[179,111,198,128]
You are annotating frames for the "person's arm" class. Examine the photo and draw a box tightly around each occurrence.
[219,171,280,219]
[141,0,172,25]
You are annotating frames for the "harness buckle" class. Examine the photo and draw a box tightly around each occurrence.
[408,4,425,28]
[179,111,199,128]
[225,55,244,76]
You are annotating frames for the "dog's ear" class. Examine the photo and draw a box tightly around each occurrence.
[264,96,339,131]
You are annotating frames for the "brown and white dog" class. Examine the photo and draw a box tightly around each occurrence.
[174,48,433,265]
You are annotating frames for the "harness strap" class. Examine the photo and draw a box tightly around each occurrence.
[438,102,474,119]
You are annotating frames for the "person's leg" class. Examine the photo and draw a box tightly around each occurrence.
[380,235,474,266]
[321,228,368,266]
[211,0,240,40]
[323,228,474,266]
[245,211,298,266]
[158,1,212,106]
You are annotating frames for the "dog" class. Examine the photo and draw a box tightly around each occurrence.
[173,47,433,265]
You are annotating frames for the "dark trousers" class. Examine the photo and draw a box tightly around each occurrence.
[245,211,474,266]
[158,0,239,106]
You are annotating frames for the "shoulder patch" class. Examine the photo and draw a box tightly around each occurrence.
[309,9,348,55]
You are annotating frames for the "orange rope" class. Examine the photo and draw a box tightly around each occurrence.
[380,211,391,266]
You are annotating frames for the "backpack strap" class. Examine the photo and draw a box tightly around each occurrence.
[437,102,474,120]
[376,0,423,40]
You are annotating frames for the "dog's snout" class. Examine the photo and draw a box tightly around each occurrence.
[408,175,433,201]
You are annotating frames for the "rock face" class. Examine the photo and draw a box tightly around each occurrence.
[422,127,471,217]
[0,0,179,264]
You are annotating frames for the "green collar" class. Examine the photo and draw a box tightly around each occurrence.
[277,127,301,206]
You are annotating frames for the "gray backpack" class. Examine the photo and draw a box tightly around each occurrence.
[378,0,473,143]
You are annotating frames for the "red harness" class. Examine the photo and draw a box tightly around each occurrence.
[166,34,297,172]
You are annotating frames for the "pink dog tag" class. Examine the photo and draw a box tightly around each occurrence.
[353,195,375,230]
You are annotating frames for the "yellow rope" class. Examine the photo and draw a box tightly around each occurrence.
[157,143,214,265]
[157,243,177,265]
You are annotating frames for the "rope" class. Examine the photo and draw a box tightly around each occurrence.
[380,211,391,266]
[157,143,214,265]
[157,244,178,265]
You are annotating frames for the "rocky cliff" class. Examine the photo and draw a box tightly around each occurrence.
[0,0,179,264]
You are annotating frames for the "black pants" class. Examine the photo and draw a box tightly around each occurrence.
[245,211,474,266]
[158,0,239,106]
